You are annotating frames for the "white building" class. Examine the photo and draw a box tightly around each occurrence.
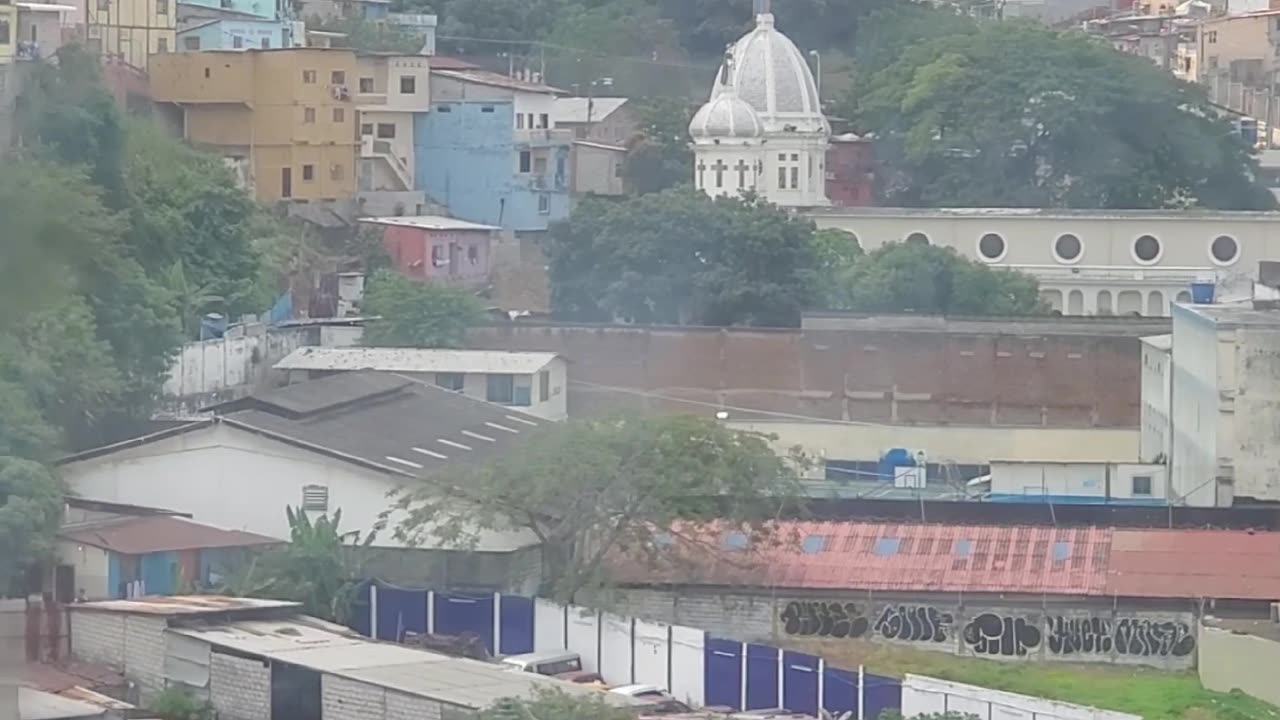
[356,52,432,195]
[273,347,568,420]
[1164,298,1280,506]
[58,372,547,589]
[688,0,830,208]
[985,460,1168,505]
[807,207,1278,316]
[1140,334,1172,464]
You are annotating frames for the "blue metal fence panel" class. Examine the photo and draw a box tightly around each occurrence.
[863,672,903,719]
[349,582,373,637]
[433,592,496,654]
[498,594,536,655]
[703,638,743,709]
[782,651,820,716]
[744,644,780,710]
[822,666,858,715]
[376,586,428,642]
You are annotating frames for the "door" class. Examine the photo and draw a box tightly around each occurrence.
[281,167,292,198]
[271,662,321,720]
[54,565,75,604]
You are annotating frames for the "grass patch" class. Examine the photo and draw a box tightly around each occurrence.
[783,638,1280,720]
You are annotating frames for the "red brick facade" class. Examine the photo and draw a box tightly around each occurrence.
[466,319,1165,428]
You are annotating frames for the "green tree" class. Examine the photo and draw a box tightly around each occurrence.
[833,241,1046,316]
[547,189,820,327]
[362,270,485,347]
[845,22,1275,210]
[482,688,637,720]
[392,415,805,601]
[622,96,695,194]
[812,228,864,307]
[311,17,425,53]
[0,458,64,596]
[231,507,377,622]
[148,687,215,720]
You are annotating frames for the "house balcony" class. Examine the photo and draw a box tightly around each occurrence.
[514,127,574,147]
[524,173,568,192]
[360,136,413,191]
[356,92,388,106]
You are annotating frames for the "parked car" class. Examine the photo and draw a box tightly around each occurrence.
[501,650,586,677]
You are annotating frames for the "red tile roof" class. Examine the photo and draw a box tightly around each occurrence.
[616,521,1280,601]
[59,516,281,555]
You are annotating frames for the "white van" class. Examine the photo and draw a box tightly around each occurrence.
[500,650,585,676]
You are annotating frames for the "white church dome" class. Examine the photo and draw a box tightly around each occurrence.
[689,88,764,140]
[711,12,829,135]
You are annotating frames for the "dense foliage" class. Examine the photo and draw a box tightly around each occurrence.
[481,689,639,720]
[392,415,804,601]
[362,270,486,347]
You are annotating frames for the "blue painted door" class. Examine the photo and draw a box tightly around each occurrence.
[782,651,819,716]
[140,552,176,595]
[745,644,780,710]
[703,638,743,709]
[433,593,496,654]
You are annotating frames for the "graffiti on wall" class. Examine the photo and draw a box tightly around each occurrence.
[962,613,1042,657]
[872,605,954,644]
[1046,617,1196,658]
[780,601,870,639]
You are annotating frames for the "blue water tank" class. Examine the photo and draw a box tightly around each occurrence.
[1190,282,1215,304]
[200,313,227,340]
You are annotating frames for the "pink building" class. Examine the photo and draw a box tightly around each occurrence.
[361,215,498,289]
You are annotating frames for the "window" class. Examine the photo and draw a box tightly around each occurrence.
[435,373,464,391]
[777,167,786,189]
[1207,30,1217,43]
[183,35,200,50]
[204,66,211,78]
[157,0,167,13]
[513,378,532,406]
[400,75,416,93]
[301,485,328,512]
[1133,234,1162,263]
[1051,541,1071,561]
[953,539,973,557]
[800,534,827,554]
[539,370,550,401]
[977,232,1006,261]
[533,156,547,175]
[260,37,270,49]
[516,114,524,129]
[789,166,798,189]
[437,104,452,112]
[1054,233,1083,263]
[360,123,373,136]
[527,113,534,128]
[359,77,374,93]
[905,231,930,245]
[302,69,317,84]
[431,244,446,267]
[519,150,532,173]
[538,193,550,214]
[481,105,495,113]
[1132,475,1153,496]
[331,70,345,85]
[304,107,316,124]
[467,244,479,265]
[873,537,901,556]
[486,374,515,404]
[539,112,549,129]
[232,35,243,49]
[157,37,168,53]
[302,164,315,181]
[332,108,344,122]
[376,123,395,139]
[1211,235,1239,264]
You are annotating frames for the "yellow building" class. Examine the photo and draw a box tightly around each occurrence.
[81,0,175,70]
[0,1,16,64]
[150,48,360,203]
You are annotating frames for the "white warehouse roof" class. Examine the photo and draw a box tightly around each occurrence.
[275,347,561,375]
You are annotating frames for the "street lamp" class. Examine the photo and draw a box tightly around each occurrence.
[809,50,821,100]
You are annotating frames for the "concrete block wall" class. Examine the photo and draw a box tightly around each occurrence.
[322,674,445,720]
[210,652,271,720]
[69,612,168,700]
[610,588,1200,671]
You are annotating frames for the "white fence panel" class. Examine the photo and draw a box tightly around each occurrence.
[633,619,671,690]
[669,624,705,707]
[599,612,634,686]
[565,605,601,672]
[901,676,1140,720]
[533,598,566,652]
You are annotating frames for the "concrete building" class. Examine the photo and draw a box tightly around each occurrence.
[66,595,636,715]
[551,96,636,144]
[360,215,497,290]
[569,140,627,196]
[1197,9,1275,82]
[1140,334,1172,464]
[74,0,176,69]
[355,51,430,195]
[1166,298,1280,506]
[58,372,550,590]
[273,347,568,421]
[177,17,298,50]
[690,1,830,208]
[983,460,1168,505]
[0,2,15,64]
[150,47,360,203]
[419,68,571,232]
[7,2,74,61]
[605,520,1280,671]
[825,133,875,208]
[807,207,1275,316]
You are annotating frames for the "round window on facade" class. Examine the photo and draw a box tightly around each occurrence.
[1210,235,1240,265]
[905,231,930,245]
[977,232,1006,262]
[1133,234,1162,264]
[1054,233,1082,263]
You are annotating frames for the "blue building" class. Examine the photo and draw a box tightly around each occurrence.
[414,98,573,232]
[178,17,297,50]
[179,0,279,18]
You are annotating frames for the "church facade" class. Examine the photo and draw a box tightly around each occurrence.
[689,2,830,208]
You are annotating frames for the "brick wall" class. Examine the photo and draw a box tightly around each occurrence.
[465,320,1160,428]
[210,652,270,720]
[322,674,445,720]
[607,588,1200,671]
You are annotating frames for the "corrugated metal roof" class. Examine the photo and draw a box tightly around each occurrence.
[19,687,106,720]
[431,68,564,95]
[1106,528,1280,600]
[274,347,560,374]
[552,97,628,124]
[358,215,499,231]
[70,595,299,616]
[59,515,280,554]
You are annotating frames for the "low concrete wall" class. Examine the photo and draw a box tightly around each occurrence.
[608,588,1199,671]
[1198,623,1280,707]
[902,675,1140,720]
